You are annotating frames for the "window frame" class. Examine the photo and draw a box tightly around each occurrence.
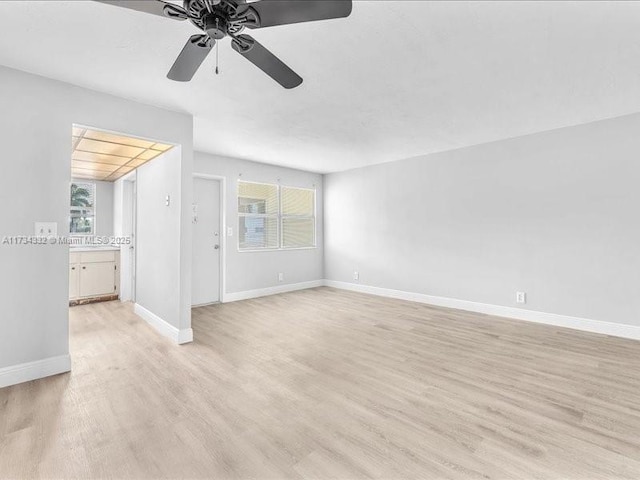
[69,181,96,236]
[237,180,317,252]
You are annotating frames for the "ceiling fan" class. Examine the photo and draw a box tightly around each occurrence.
[97,0,352,89]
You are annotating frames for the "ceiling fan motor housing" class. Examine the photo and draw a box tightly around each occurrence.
[204,14,228,39]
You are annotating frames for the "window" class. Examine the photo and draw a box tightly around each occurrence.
[281,186,315,248]
[70,182,95,235]
[238,182,279,249]
[238,181,316,251]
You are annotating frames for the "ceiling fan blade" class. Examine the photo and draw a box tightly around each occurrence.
[167,35,213,82]
[241,0,352,29]
[231,34,303,89]
[94,1,188,20]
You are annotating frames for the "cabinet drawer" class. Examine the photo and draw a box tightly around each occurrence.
[81,251,116,263]
[70,252,80,264]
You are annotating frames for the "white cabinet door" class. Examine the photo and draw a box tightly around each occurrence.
[69,264,79,300]
[79,262,116,297]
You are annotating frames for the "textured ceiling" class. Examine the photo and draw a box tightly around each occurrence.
[1,1,640,173]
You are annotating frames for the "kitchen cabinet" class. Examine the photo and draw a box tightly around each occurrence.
[69,249,120,301]
[69,264,79,299]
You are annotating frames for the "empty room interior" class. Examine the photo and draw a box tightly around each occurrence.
[1,1,640,479]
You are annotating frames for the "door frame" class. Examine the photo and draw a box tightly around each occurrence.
[129,175,137,302]
[192,173,226,304]
[119,170,137,303]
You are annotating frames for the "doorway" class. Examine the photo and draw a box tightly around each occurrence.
[69,124,174,308]
[192,176,225,306]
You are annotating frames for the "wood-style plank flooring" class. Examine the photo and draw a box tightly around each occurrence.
[2,287,640,479]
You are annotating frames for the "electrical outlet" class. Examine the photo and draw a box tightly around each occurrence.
[516,291,526,304]
[35,222,57,237]
[278,273,284,282]
[353,271,359,281]
[227,227,233,237]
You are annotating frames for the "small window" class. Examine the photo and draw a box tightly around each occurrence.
[281,186,315,248]
[238,182,279,250]
[70,182,95,235]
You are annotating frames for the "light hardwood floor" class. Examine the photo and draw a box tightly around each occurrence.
[2,287,640,479]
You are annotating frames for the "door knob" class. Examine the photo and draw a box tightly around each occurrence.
[214,244,220,250]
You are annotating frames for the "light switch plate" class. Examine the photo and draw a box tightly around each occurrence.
[35,222,57,237]
[227,227,233,237]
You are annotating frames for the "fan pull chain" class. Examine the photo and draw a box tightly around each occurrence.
[215,40,219,75]
[215,18,220,75]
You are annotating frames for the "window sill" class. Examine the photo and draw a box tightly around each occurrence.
[237,246,318,253]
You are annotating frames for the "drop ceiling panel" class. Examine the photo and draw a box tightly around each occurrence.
[72,167,111,179]
[115,166,135,175]
[136,149,163,161]
[150,143,173,152]
[72,160,118,173]
[72,150,131,166]
[127,158,148,167]
[71,126,175,182]
[73,173,99,180]
[71,163,110,173]
[76,138,145,158]
[104,167,134,182]
[83,129,156,149]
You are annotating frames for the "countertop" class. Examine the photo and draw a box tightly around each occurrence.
[69,246,121,252]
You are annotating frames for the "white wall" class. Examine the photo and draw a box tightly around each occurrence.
[72,178,114,237]
[325,113,640,328]
[113,177,125,239]
[0,66,193,379]
[194,152,323,296]
[136,148,183,328]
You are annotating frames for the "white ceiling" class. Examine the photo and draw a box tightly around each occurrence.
[1,1,640,173]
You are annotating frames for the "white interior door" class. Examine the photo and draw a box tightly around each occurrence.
[192,177,221,305]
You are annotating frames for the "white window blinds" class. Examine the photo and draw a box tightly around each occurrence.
[237,181,316,251]
[281,186,315,248]
[238,182,279,250]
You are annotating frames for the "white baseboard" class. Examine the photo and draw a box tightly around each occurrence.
[178,328,194,344]
[0,354,71,389]
[324,280,640,341]
[191,300,221,308]
[134,303,193,345]
[224,280,324,303]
